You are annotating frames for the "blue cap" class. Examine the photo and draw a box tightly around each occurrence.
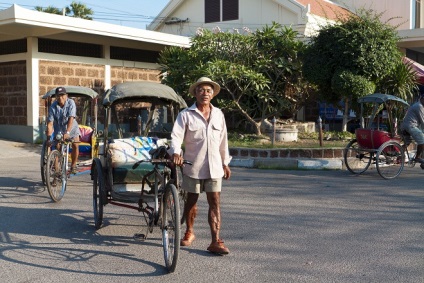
[55,87,67,95]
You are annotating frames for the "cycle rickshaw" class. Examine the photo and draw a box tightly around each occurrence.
[343,93,416,179]
[91,81,188,273]
[41,86,99,201]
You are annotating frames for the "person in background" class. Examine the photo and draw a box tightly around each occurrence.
[170,77,232,255]
[46,86,80,174]
[401,93,424,164]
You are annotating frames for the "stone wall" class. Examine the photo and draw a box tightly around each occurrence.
[38,61,106,118]
[0,61,27,126]
[38,61,161,120]
[110,66,160,86]
[230,147,344,159]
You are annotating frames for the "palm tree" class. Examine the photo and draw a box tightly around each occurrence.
[66,1,93,20]
[35,6,62,15]
[34,1,93,20]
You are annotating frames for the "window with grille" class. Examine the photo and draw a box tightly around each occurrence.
[110,46,160,63]
[0,39,27,55]
[205,0,238,23]
[223,0,238,21]
[39,38,102,58]
[205,0,220,23]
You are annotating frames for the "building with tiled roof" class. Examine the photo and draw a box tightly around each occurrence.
[147,0,351,37]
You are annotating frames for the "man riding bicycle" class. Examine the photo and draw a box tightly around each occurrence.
[46,86,81,174]
[400,93,424,164]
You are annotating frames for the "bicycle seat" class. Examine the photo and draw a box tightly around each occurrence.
[149,146,168,159]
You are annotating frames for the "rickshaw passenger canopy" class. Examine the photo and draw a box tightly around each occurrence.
[102,81,187,108]
[357,93,409,106]
[42,86,99,99]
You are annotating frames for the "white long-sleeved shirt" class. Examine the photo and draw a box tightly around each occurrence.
[170,103,232,179]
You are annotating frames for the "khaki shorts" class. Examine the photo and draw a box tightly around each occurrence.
[182,175,222,193]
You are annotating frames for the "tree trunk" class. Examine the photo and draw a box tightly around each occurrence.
[232,100,262,135]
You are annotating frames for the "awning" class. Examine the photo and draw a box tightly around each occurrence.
[403,57,424,85]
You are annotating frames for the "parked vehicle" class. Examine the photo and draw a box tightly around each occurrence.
[91,81,188,272]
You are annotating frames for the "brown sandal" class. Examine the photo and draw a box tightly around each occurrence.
[207,239,230,255]
[181,231,195,246]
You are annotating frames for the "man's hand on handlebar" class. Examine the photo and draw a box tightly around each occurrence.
[172,153,184,167]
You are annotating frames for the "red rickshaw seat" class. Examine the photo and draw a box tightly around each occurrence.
[355,128,395,149]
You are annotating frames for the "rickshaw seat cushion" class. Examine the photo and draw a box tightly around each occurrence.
[78,142,92,156]
[355,128,397,149]
[108,136,167,184]
[79,125,94,143]
[108,136,163,168]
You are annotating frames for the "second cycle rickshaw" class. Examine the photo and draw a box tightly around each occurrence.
[343,93,416,179]
[41,86,99,201]
[91,81,188,273]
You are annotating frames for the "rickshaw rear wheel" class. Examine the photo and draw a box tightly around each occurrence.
[46,149,66,202]
[92,158,105,230]
[344,139,372,174]
[162,183,180,273]
[375,141,404,179]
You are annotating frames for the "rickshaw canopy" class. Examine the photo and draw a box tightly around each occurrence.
[42,86,99,99]
[357,93,409,106]
[102,81,187,109]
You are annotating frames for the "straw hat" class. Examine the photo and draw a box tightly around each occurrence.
[189,77,221,97]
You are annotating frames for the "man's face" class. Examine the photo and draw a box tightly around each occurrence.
[195,83,214,105]
[56,93,67,107]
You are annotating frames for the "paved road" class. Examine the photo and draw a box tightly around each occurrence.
[0,140,423,282]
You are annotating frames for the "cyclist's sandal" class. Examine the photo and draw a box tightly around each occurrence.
[180,231,195,246]
[414,157,424,164]
[70,166,78,174]
[207,239,230,255]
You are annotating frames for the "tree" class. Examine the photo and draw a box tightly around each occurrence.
[66,1,93,20]
[35,1,93,20]
[159,23,313,135]
[35,6,61,15]
[302,9,417,131]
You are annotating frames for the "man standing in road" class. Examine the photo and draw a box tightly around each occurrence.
[170,77,232,255]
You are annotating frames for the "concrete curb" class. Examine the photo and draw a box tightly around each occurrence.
[230,157,343,170]
[0,139,344,170]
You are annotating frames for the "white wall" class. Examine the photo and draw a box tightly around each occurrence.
[336,0,412,30]
[157,0,305,36]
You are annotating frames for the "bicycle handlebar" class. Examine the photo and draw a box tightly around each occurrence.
[132,159,192,170]
[54,132,74,143]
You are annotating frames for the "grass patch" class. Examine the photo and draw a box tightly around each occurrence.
[228,131,353,148]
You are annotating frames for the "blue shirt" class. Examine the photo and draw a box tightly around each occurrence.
[401,101,424,130]
[48,98,80,138]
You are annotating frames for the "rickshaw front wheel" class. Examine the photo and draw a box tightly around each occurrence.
[46,149,67,202]
[92,158,105,230]
[162,183,180,273]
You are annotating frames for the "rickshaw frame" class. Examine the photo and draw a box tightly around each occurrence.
[343,93,415,179]
[91,81,188,273]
